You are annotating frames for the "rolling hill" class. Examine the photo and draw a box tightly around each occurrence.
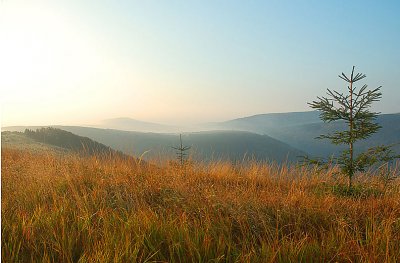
[2,128,126,158]
[207,111,321,134]
[2,126,306,163]
[55,127,306,163]
[212,111,400,158]
[4,111,398,161]
[2,131,69,154]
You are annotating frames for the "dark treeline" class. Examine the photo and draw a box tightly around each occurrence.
[24,127,125,158]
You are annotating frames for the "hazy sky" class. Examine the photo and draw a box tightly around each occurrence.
[1,0,399,126]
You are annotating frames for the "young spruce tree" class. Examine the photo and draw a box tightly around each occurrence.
[172,134,191,168]
[308,66,398,188]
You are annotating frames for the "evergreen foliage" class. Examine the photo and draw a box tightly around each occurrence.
[24,127,121,157]
[172,134,191,167]
[307,66,399,188]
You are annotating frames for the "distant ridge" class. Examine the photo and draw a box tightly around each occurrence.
[98,117,179,133]
[2,126,306,163]
[212,112,400,157]
[208,111,321,134]
[59,127,306,163]
[3,111,399,160]
[227,111,321,124]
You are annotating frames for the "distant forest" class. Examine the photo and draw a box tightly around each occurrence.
[24,127,122,157]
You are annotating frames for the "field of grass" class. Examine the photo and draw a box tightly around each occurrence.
[2,148,400,262]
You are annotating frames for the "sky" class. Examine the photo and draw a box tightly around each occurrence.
[1,0,399,126]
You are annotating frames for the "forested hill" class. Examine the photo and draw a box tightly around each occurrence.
[23,127,124,157]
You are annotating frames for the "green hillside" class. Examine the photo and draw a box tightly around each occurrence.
[215,112,400,158]
[266,113,400,157]
[2,126,306,163]
[1,131,68,154]
[5,111,397,161]
[60,127,306,163]
[2,128,126,158]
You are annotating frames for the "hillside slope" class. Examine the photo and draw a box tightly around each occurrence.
[5,111,397,161]
[2,126,306,163]
[2,131,68,154]
[2,128,126,158]
[60,127,306,163]
[213,112,400,157]
[266,113,400,157]
[209,111,321,134]
[3,148,400,262]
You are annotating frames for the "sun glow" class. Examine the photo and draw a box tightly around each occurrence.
[1,1,399,127]
[0,2,117,126]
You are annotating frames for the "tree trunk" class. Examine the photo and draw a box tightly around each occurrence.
[348,66,355,189]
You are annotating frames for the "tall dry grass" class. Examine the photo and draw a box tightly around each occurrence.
[2,148,400,262]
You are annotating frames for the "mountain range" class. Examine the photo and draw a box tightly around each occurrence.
[2,127,305,163]
[3,111,400,163]
[213,111,400,157]
[97,118,179,133]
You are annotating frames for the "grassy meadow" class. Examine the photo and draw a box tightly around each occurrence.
[2,147,400,262]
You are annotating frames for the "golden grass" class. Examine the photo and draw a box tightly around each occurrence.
[2,148,400,262]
